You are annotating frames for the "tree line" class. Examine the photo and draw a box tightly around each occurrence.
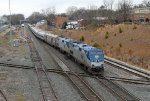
[26,0,133,25]
[2,0,149,25]
[2,14,25,25]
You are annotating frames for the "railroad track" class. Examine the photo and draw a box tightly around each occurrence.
[105,57,150,79]
[1,61,149,85]
[27,34,58,101]
[0,90,7,101]
[101,76,150,85]
[65,72,103,101]
[0,62,34,69]
[97,76,140,101]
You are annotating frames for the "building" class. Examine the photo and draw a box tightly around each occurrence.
[66,20,78,29]
[54,16,68,28]
[131,7,150,23]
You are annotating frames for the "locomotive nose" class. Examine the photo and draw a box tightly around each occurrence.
[91,63,104,72]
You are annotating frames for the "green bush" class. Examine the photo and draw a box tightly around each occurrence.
[119,27,123,33]
[80,36,85,41]
[119,43,122,48]
[133,25,137,29]
[105,31,109,39]
[130,38,133,41]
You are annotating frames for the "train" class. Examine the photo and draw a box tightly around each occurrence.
[28,25,104,74]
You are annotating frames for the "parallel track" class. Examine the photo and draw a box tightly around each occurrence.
[97,77,140,101]
[1,61,149,85]
[105,58,150,79]
[27,33,58,101]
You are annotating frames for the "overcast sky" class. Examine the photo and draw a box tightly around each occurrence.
[0,0,143,18]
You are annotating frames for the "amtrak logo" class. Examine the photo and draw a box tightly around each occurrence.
[95,55,99,59]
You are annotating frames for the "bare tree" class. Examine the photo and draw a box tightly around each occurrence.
[41,6,56,25]
[66,6,78,16]
[3,14,25,25]
[27,12,45,24]
[110,0,114,10]
[142,0,150,7]
[103,0,110,9]
[87,4,98,20]
[110,0,114,25]
[117,0,132,22]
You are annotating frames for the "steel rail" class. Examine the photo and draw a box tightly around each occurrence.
[27,30,58,101]
[46,69,150,85]
[34,65,58,101]
[73,72,104,101]
[0,62,34,69]
[105,58,150,79]
[65,72,89,101]
[63,71,104,101]
[1,55,148,85]
[102,76,150,85]
[0,90,8,101]
[97,76,140,101]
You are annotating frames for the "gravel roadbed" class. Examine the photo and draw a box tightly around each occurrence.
[0,66,42,101]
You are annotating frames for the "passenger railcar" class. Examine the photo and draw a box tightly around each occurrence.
[30,26,45,40]
[55,36,72,53]
[44,33,58,47]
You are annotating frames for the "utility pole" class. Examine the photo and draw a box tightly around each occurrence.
[9,0,13,48]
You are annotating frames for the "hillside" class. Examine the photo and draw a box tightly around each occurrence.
[42,24,150,71]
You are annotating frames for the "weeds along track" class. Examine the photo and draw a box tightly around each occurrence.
[97,76,140,101]
[27,35,58,101]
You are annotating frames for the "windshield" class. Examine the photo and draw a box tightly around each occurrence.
[87,51,104,62]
